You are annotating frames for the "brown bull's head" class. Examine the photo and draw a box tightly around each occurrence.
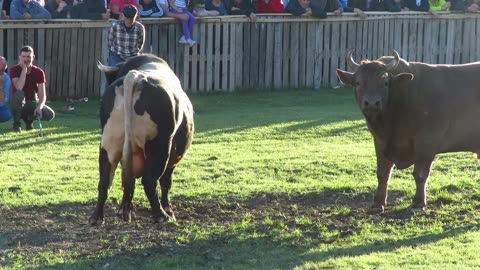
[336,50,413,118]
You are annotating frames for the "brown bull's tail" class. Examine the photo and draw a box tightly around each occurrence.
[121,71,142,182]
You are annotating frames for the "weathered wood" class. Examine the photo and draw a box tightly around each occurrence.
[273,22,282,89]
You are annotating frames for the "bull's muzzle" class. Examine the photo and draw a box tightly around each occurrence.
[362,96,382,111]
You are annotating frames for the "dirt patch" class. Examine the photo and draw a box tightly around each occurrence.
[0,191,417,267]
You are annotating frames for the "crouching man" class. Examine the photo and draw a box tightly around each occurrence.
[10,46,55,133]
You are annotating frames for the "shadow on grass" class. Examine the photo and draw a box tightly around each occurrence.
[0,188,475,269]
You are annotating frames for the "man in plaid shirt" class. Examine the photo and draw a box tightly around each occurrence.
[108,5,145,66]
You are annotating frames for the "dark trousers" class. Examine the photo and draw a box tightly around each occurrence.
[11,91,55,128]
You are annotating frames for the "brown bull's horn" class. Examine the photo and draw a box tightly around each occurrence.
[96,59,119,73]
[385,50,400,71]
[346,49,360,70]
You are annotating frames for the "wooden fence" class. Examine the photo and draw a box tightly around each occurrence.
[1,12,479,97]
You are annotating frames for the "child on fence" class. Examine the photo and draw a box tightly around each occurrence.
[169,0,197,46]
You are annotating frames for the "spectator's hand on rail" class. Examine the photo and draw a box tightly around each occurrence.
[428,9,438,17]
[249,12,257,23]
[304,7,312,15]
[23,13,32,19]
[467,3,479,12]
[353,8,366,18]
[333,8,342,16]
[441,1,451,10]
[101,13,110,20]
[57,1,67,12]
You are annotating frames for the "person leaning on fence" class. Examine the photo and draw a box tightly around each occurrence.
[339,0,366,17]
[70,0,109,19]
[45,0,77,18]
[401,0,437,14]
[139,0,166,17]
[0,56,13,123]
[226,0,257,22]
[188,0,220,17]
[256,0,284,13]
[286,0,342,18]
[348,0,385,11]
[169,0,197,46]
[2,0,12,18]
[205,0,228,14]
[109,0,138,19]
[442,0,479,11]
[10,46,55,133]
[107,5,145,66]
[10,0,51,19]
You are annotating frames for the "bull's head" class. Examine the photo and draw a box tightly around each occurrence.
[336,50,413,118]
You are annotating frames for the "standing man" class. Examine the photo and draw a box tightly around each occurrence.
[10,46,55,133]
[107,5,145,66]
[0,56,12,123]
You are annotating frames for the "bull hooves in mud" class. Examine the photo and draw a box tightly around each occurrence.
[152,209,175,223]
[117,204,136,222]
[368,205,385,214]
[88,216,105,226]
[408,205,425,214]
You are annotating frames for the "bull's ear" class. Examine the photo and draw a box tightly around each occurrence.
[336,69,354,86]
[393,73,414,84]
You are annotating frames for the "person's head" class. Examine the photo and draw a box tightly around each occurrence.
[0,56,6,72]
[23,0,32,4]
[19,46,35,67]
[123,5,138,26]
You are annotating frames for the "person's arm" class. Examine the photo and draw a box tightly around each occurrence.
[12,63,27,91]
[33,3,52,18]
[35,82,46,117]
[9,0,24,19]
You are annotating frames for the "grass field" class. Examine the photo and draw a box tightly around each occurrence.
[1,88,480,269]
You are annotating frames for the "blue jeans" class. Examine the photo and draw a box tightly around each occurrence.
[0,105,12,122]
[108,51,124,66]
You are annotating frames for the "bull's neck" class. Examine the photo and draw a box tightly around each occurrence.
[365,113,386,138]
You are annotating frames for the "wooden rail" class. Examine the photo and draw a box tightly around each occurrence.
[0,12,479,97]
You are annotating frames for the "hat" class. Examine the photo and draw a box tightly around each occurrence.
[123,5,138,19]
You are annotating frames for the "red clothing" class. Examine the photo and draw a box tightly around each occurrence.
[9,64,46,102]
[256,0,284,13]
[109,0,139,12]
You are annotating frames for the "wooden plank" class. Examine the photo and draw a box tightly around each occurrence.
[77,29,86,97]
[273,22,282,89]
[37,29,45,75]
[322,22,331,88]
[463,18,472,63]
[242,23,251,88]
[151,25,159,55]
[0,30,3,57]
[257,23,267,89]
[264,23,274,88]
[378,18,385,57]
[438,19,447,64]
[249,23,259,88]
[416,18,424,62]
[298,22,307,87]
[55,29,64,97]
[233,23,243,91]
[305,23,314,88]
[282,22,290,88]
[221,23,228,90]
[68,28,78,97]
[393,19,402,55]
[206,23,214,91]
[330,22,340,87]
[44,29,53,98]
[313,22,323,90]
[445,19,455,64]
[290,22,299,88]
[211,23,220,91]
[27,28,35,50]
[371,19,378,59]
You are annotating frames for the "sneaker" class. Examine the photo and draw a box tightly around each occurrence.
[26,122,34,131]
[13,125,22,133]
[187,38,197,47]
[178,36,187,44]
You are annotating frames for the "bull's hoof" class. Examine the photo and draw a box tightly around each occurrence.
[152,209,172,223]
[408,204,425,214]
[88,214,105,226]
[368,205,385,214]
[164,206,176,222]
[117,203,136,222]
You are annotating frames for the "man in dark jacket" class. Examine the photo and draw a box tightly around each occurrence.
[285,0,342,18]
[71,0,109,19]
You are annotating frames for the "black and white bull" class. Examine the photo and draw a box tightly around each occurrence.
[89,54,194,224]
[336,50,480,213]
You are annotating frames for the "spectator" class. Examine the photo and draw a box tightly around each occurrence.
[285,0,312,15]
[226,0,257,21]
[45,0,78,18]
[0,56,12,123]
[10,46,55,133]
[339,0,366,16]
[402,0,437,13]
[309,0,342,17]
[139,0,166,17]
[188,0,220,16]
[2,0,12,18]
[109,0,137,19]
[107,5,145,65]
[442,0,479,11]
[384,0,401,11]
[10,0,52,19]
[169,0,197,45]
[256,0,284,13]
[348,0,385,11]
[205,0,228,14]
[71,0,109,19]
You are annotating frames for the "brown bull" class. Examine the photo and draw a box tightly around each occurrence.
[336,50,480,213]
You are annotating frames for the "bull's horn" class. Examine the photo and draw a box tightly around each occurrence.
[346,49,360,70]
[385,50,400,71]
[96,59,119,73]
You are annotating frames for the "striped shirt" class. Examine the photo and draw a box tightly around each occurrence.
[139,0,166,17]
[108,20,145,60]
[173,0,187,8]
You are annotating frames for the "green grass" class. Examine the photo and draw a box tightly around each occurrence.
[1,89,480,269]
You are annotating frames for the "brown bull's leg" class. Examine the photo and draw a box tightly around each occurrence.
[89,148,117,225]
[160,167,176,221]
[142,140,171,223]
[370,142,394,214]
[410,158,433,213]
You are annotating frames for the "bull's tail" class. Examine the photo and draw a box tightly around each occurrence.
[121,71,142,182]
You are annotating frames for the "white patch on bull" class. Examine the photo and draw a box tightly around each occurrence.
[101,77,158,179]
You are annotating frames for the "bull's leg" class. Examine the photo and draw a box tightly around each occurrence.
[160,167,176,221]
[410,158,433,212]
[117,161,136,222]
[89,148,119,225]
[142,140,171,223]
[370,142,394,214]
